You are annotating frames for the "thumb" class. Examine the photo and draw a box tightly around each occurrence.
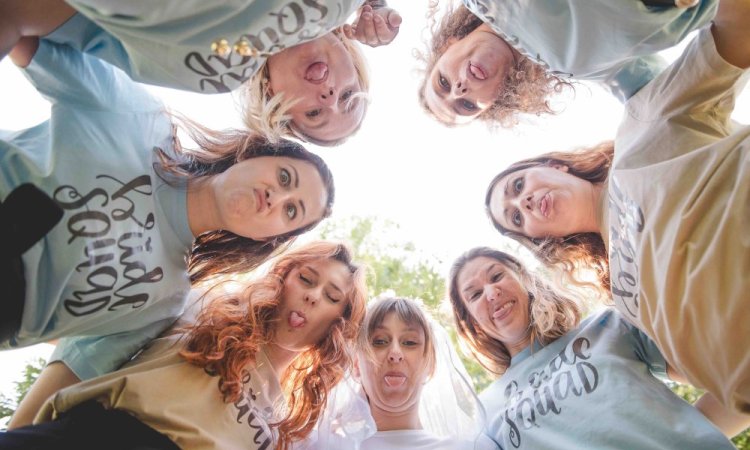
[387,10,402,29]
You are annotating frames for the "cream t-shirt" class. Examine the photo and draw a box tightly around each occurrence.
[604,27,750,411]
[36,325,283,450]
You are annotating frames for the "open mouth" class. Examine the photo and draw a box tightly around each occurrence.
[289,311,306,328]
[305,62,329,83]
[384,372,407,387]
[492,300,516,321]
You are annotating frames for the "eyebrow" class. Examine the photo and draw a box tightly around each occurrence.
[292,165,299,189]
[461,263,501,295]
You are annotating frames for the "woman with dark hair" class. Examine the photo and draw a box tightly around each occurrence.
[0,240,368,450]
[1,37,336,427]
[448,246,744,448]
[418,0,716,127]
[483,0,750,416]
[0,0,402,146]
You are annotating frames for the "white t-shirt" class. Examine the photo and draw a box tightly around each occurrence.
[361,429,477,450]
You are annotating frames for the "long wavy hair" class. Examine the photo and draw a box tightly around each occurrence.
[485,141,614,297]
[155,121,335,284]
[241,30,370,147]
[180,241,367,450]
[448,247,582,375]
[417,1,570,128]
[357,296,438,379]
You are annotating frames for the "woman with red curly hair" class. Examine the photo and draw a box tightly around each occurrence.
[0,241,367,450]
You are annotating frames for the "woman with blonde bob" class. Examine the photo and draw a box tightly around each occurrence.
[419,0,716,127]
[1,0,403,146]
[448,246,741,449]
[484,0,750,417]
[0,241,368,450]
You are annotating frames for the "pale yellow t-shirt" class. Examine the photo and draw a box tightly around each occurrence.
[36,324,283,450]
[603,27,750,412]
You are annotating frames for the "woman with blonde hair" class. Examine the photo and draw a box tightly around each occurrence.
[0,240,368,450]
[448,246,742,448]
[484,0,750,416]
[419,0,716,127]
[1,0,402,146]
[2,36,336,428]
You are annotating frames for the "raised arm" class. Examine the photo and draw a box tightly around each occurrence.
[7,361,80,429]
[0,0,75,60]
[711,0,750,68]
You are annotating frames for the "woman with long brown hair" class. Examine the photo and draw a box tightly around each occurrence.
[0,240,367,450]
[448,246,743,448]
[2,36,336,428]
[483,0,750,416]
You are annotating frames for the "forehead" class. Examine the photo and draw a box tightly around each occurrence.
[458,256,508,287]
[297,258,351,287]
[373,311,426,336]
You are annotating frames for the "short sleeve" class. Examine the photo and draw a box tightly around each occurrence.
[22,39,161,113]
[49,317,177,380]
[626,322,668,380]
[625,28,750,133]
[606,54,668,102]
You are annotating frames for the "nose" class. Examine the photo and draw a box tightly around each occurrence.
[453,78,468,97]
[319,86,337,107]
[304,290,319,306]
[266,188,292,209]
[484,284,501,302]
[388,343,403,363]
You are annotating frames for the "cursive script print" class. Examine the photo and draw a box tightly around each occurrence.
[234,375,274,450]
[184,0,348,93]
[53,174,164,317]
[494,337,600,448]
[608,177,645,319]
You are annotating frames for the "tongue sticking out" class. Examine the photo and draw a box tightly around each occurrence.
[305,62,329,82]
[384,375,406,387]
[289,311,306,328]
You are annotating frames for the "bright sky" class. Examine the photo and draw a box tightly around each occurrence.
[1,1,748,411]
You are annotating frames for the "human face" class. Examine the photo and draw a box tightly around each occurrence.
[424,24,515,124]
[267,33,365,143]
[457,257,530,356]
[488,165,598,239]
[273,258,351,352]
[356,313,429,414]
[213,156,327,240]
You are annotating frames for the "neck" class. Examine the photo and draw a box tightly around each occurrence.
[186,177,221,237]
[264,343,299,375]
[370,402,422,432]
[589,182,605,234]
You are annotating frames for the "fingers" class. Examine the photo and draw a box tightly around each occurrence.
[348,5,401,48]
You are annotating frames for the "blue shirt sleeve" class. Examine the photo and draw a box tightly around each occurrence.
[49,317,178,380]
[626,322,668,380]
[607,54,668,102]
[22,39,162,113]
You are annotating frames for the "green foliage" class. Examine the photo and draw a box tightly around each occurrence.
[667,382,750,449]
[0,357,46,426]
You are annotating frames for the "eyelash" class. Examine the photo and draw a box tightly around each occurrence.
[438,74,449,90]
[461,99,477,111]
[512,177,524,227]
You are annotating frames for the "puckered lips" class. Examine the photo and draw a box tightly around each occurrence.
[305,62,329,83]
[253,188,266,213]
[288,310,307,328]
[539,192,552,218]
[383,371,407,387]
[468,61,487,81]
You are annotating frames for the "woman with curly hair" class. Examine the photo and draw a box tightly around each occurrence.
[419,0,716,127]
[0,240,367,450]
[448,246,744,448]
[1,0,403,146]
[484,0,750,417]
[2,37,337,428]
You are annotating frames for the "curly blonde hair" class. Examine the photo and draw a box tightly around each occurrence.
[448,247,582,375]
[416,1,570,128]
[485,141,614,299]
[241,31,370,147]
[180,241,367,450]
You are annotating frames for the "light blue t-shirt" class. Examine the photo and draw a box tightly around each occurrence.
[479,309,733,450]
[0,40,195,380]
[461,0,717,101]
[50,0,364,93]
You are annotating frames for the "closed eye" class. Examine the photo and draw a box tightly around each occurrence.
[305,109,322,118]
